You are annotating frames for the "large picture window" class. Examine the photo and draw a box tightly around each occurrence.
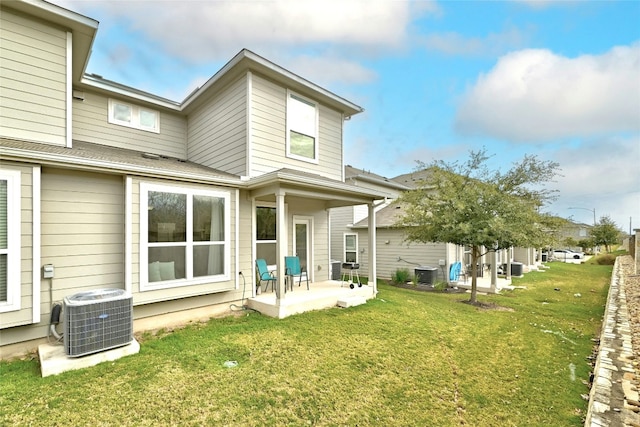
[286,91,318,163]
[141,183,229,290]
[0,170,21,312]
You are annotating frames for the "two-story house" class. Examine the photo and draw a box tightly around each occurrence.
[0,0,381,358]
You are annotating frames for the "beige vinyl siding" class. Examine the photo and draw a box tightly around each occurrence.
[329,206,353,263]
[130,178,240,306]
[513,247,528,265]
[0,8,67,145]
[250,74,344,181]
[316,104,343,179]
[356,228,447,281]
[41,169,125,302]
[250,74,286,176]
[313,209,330,282]
[72,92,187,158]
[286,198,330,282]
[0,163,34,330]
[187,76,247,176]
[236,191,253,281]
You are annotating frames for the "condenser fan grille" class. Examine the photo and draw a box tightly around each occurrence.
[64,289,133,357]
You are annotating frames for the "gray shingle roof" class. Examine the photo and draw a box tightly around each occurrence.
[352,202,407,228]
[1,138,240,182]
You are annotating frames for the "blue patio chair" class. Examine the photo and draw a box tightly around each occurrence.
[255,259,277,292]
[449,261,467,283]
[285,256,309,290]
[449,261,461,282]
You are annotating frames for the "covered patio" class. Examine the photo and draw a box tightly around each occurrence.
[245,169,388,316]
[246,279,375,318]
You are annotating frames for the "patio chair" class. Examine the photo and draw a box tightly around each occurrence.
[255,259,277,292]
[450,261,467,283]
[285,256,309,290]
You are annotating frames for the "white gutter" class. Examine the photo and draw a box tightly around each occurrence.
[81,75,182,111]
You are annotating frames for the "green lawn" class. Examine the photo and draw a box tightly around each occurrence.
[1,261,611,426]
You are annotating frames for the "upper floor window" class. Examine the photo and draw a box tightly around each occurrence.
[140,183,230,291]
[0,170,21,312]
[108,99,159,133]
[286,91,318,163]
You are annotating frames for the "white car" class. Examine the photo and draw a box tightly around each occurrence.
[552,249,584,261]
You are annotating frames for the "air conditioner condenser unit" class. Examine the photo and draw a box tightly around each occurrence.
[64,288,133,357]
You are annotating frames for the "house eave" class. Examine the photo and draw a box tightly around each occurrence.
[80,75,182,111]
[76,49,364,117]
[348,173,411,191]
[3,0,99,83]
[246,169,384,206]
[0,143,243,187]
[183,49,364,117]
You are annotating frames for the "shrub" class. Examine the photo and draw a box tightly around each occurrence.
[433,281,448,291]
[391,268,412,284]
[594,254,616,265]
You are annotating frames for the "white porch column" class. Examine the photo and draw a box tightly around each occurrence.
[490,250,498,291]
[275,190,287,302]
[529,247,535,270]
[368,202,377,294]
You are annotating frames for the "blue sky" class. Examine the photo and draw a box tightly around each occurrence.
[55,0,640,232]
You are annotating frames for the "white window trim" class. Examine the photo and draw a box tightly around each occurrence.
[0,170,21,313]
[253,202,287,269]
[286,90,319,164]
[344,232,358,264]
[108,99,160,133]
[255,204,277,256]
[140,182,230,291]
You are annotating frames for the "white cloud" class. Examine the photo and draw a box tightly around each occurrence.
[423,26,530,57]
[512,0,556,9]
[65,0,435,62]
[286,54,378,87]
[455,43,640,142]
[544,135,640,229]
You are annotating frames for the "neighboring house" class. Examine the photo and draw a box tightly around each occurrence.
[350,203,462,282]
[332,167,542,286]
[331,167,463,283]
[392,170,539,275]
[329,166,407,274]
[0,0,381,357]
[558,220,593,251]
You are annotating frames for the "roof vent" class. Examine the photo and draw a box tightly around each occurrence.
[142,152,160,160]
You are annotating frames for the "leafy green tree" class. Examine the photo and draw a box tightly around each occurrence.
[577,238,595,253]
[563,237,578,248]
[396,149,561,304]
[590,215,621,253]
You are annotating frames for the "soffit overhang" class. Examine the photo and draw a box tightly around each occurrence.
[246,169,386,208]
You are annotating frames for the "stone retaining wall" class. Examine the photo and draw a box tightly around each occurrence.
[585,256,640,426]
